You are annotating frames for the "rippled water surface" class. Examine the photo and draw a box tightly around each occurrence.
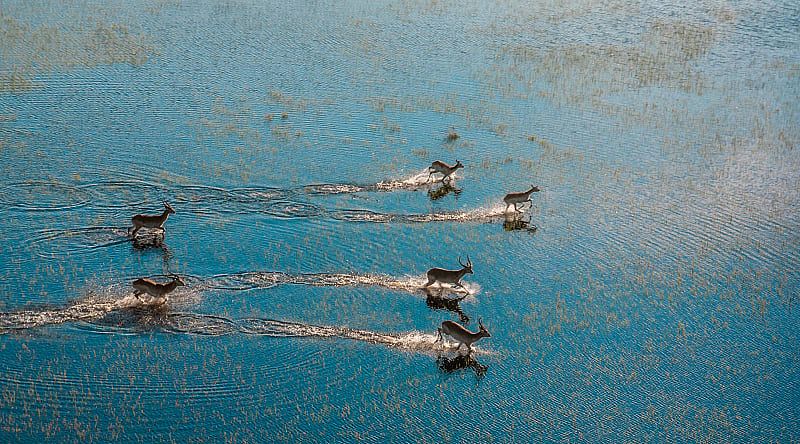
[1,0,798,442]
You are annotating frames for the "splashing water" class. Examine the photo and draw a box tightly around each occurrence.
[0,284,201,332]
[373,170,439,191]
[302,183,368,195]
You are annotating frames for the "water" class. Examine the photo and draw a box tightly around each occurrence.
[1,0,798,441]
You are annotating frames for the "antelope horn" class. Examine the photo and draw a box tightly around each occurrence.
[466,255,472,266]
[458,256,465,267]
[478,317,484,328]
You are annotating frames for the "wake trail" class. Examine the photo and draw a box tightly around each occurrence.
[303,170,444,195]
[330,204,508,224]
[0,302,490,355]
[200,271,481,298]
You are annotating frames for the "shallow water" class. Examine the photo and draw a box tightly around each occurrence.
[1,0,798,442]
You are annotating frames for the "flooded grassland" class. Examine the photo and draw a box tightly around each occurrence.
[0,0,798,442]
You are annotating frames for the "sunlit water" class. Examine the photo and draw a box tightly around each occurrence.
[0,0,798,442]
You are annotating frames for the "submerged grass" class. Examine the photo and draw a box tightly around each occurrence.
[0,13,156,91]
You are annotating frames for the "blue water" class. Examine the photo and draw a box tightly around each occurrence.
[1,0,798,442]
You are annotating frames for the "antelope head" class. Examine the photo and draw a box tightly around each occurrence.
[458,255,473,274]
[478,317,491,338]
[163,202,176,214]
[528,185,541,194]
[454,160,464,170]
[171,275,186,286]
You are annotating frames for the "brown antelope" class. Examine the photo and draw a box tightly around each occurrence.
[129,202,175,237]
[132,275,185,305]
[424,256,473,291]
[503,185,540,213]
[428,160,463,182]
[436,317,491,352]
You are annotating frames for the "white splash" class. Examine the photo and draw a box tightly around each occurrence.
[374,170,439,191]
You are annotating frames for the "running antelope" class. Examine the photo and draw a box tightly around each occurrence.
[424,256,473,291]
[428,160,463,182]
[436,317,491,352]
[503,185,540,213]
[129,202,175,237]
[132,275,185,305]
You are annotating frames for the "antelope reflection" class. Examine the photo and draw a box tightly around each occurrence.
[503,213,537,233]
[423,287,469,324]
[131,230,169,249]
[436,353,488,378]
[89,305,169,331]
[427,181,462,201]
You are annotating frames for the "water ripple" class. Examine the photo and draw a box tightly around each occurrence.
[261,200,324,219]
[0,181,93,211]
[27,226,134,258]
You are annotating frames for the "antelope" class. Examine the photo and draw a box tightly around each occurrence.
[436,317,491,352]
[503,185,540,213]
[129,202,175,237]
[428,160,463,182]
[132,275,185,305]
[424,256,473,291]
